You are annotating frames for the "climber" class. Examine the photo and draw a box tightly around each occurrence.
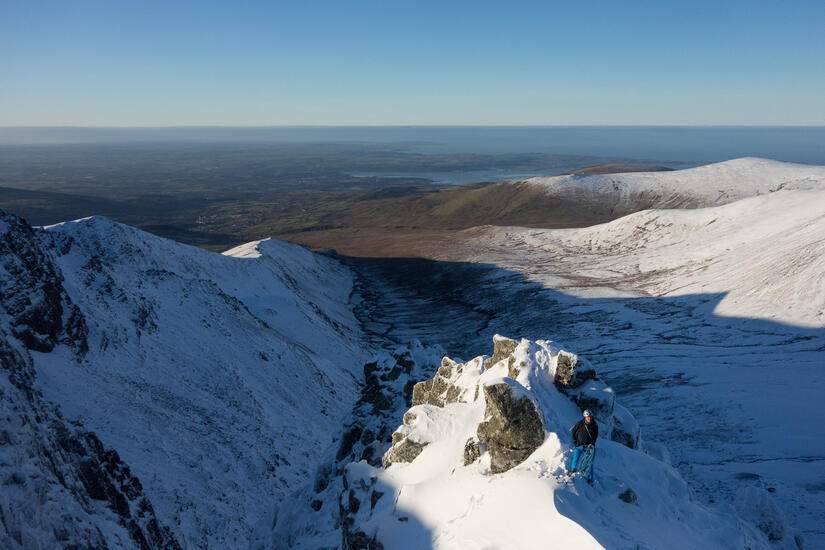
[569,409,598,483]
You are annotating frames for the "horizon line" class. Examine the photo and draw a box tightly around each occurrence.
[3,124,825,129]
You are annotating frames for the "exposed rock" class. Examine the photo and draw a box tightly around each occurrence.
[0,210,88,358]
[340,468,388,550]
[337,426,363,461]
[483,335,519,376]
[618,488,638,504]
[0,327,180,550]
[476,382,545,473]
[411,360,465,408]
[463,438,481,465]
[382,438,424,468]
[553,351,595,389]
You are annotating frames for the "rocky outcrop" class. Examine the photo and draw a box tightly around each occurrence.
[411,357,466,407]
[0,328,180,550]
[337,337,776,550]
[339,471,386,550]
[476,382,545,473]
[0,211,182,549]
[0,210,88,358]
[382,335,641,479]
[553,350,595,389]
[262,343,442,549]
[382,438,424,467]
[463,438,481,465]
[483,336,519,377]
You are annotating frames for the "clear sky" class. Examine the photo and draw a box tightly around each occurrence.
[1,0,824,126]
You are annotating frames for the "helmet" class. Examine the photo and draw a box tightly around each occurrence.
[582,409,592,417]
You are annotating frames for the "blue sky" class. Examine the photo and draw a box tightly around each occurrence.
[1,0,824,126]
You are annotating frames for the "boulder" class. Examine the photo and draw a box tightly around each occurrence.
[476,382,545,473]
[463,438,481,466]
[618,488,638,504]
[553,351,596,389]
[382,438,424,468]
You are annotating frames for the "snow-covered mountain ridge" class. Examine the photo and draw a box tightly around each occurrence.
[338,336,782,550]
[521,157,825,209]
[1,210,370,548]
[446,158,825,328]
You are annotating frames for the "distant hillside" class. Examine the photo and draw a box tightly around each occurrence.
[279,158,825,256]
[558,163,674,175]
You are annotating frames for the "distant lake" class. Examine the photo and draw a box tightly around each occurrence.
[352,164,707,186]
[2,125,824,167]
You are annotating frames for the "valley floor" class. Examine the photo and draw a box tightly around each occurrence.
[344,255,825,547]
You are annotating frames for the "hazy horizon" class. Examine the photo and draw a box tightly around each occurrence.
[3,1,824,126]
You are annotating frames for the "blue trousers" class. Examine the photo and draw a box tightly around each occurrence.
[571,445,595,481]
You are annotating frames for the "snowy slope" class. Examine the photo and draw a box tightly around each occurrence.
[1,211,370,549]
[522,157,825,209]
[457,188,825,328]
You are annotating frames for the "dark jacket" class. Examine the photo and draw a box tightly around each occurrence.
[571,418,598,447]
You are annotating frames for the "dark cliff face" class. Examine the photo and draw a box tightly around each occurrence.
[0,210,180,550]
[0,211,88,357]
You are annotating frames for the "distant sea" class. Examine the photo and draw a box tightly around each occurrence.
[2,125,823,162]
[1,126,823,185]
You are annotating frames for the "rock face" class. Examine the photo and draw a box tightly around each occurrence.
[411,357,466,407]
[553,351,595,389]
[483,336,519,376]
[463,438,481,465]
[0,212,88,357]
[476,382,545,473]
[0,211,179,549]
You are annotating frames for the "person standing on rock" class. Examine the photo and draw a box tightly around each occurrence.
[569,409,598,483]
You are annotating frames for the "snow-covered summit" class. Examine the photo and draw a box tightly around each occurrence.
[522,157,825,208]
